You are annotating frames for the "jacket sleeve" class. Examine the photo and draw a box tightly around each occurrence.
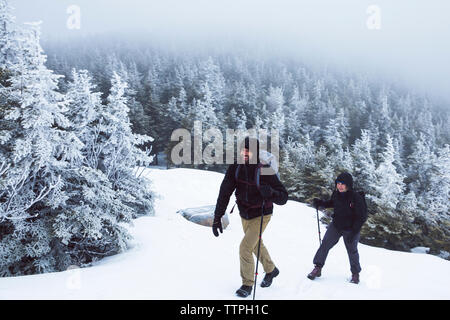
[268,174,289,206]
[214,165,236,218]
[322,191,335,208]
[351,193,368,233]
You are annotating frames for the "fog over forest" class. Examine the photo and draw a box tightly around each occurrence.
[9,0,450,104]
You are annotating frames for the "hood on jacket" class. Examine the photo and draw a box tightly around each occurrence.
[335,172,353,190]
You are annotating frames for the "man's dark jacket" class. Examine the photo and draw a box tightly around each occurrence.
[321,172,367,233]
[214,163,288,220]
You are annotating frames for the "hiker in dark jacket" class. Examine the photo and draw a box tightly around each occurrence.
[307,172,367,284]
[213,137,288,297]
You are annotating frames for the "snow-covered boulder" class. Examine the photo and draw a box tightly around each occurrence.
[177,205,230,229]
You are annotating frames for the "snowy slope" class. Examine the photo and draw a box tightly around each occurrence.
[0,168,449,300]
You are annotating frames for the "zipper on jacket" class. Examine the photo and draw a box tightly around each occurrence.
[245,166,249,219]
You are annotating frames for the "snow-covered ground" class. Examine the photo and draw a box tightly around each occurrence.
[1,167,449,300]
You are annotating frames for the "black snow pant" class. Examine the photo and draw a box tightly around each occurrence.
[313,222,362,274]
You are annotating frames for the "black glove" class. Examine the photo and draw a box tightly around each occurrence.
[313,198,323,209]
[259,185,273,199]
[212,215,223,237]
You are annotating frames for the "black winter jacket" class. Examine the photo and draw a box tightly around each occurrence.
[322,172,367,232]
[214,163,289,220]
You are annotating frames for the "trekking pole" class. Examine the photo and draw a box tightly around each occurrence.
[316,207,322,245]
[252,199,265,300]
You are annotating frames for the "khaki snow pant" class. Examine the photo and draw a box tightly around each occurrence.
[240,214,276,286]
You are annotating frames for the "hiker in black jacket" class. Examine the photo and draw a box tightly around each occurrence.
[212,137,288,297]
[307,172,367,284]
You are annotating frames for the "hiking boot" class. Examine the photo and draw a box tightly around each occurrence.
[307,265,322,280]
[235,285,252,298]
[350,273,360,284]
[261,267,280,288]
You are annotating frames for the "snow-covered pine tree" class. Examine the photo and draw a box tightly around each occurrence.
[167,86,188,126]
[369,135,405,214]
[406,133,434,196]
[415,101,436,146]
[279,134,316,201]
[323,116,344,159]
[424,144,450,223]
[98,72,155,215]
[392,134,406,176]
[398,191,419,222]
[198,56,226,112]
[0,0,19,73]
[339,147,354,174]
[302,145,335,198]
[0,0,19,147]
[193,82,220,129]
[47,69,129,270]
[64,69,100,163]
[237,108,247,131]
[367,114,381,160]
[265,86,286,141]
[227,107,238,129]
[285,86,307,139]
[167,96,181,123]
[0,12,156,273]
[119,61,147,134]
[322,113,351,178]
[279,149,302,199]
[352,129,376,194]
[0,19,72,275]
[53,70,156,270]
[229,81,248,114]
[253,114,264,131]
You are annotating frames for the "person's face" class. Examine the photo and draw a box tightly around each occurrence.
[240,148,253,163]
[336,182,348,193]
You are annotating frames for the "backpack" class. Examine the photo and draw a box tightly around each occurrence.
[350,190,371,216]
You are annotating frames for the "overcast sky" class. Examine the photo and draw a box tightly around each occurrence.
[8,0,450,104]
